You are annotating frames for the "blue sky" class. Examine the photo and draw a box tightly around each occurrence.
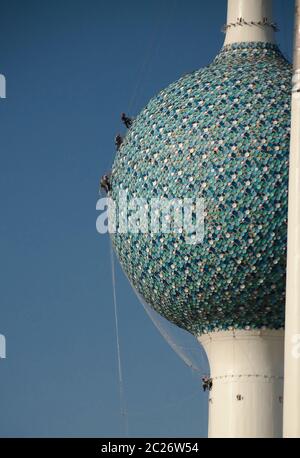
[0,0,294,438]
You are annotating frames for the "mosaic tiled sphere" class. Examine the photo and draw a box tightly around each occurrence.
[111,42,291,336]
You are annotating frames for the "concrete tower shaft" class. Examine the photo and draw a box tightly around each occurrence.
[224,0,276,45]
[198,330,284,438]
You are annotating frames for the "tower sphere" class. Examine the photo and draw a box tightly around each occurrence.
[111,43,291,336]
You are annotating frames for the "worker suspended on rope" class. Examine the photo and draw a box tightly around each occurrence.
[202,376,213,392]
[100,173,112,194]
[121,113,133,129]
[115,134,123,151]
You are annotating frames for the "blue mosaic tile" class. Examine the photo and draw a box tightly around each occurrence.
[111,42,292,336]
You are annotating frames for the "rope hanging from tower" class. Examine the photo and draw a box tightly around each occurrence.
[110,241,129,436]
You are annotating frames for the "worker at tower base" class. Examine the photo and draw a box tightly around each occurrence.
[202,376,213,392]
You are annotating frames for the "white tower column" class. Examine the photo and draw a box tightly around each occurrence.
[224,0,276,45]
[198,330,284,438]
[283,0,300,439]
